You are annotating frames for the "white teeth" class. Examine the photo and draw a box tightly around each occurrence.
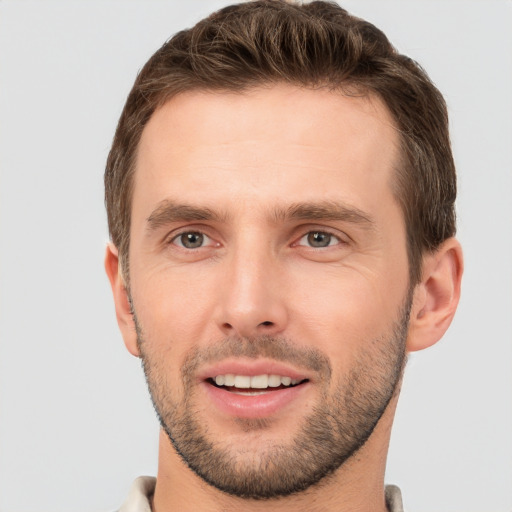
[281,376,291,386]
[213,374,303,389]
[268,375,281,387]
[250,375,269,388]
[234,375,251,388]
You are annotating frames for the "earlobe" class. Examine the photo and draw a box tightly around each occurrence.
[104,244,140,357]
[407,238,463,352]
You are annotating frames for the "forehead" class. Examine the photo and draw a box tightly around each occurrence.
[133,84,400,220]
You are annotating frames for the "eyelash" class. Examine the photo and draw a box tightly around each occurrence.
[170,231,216,249]
[168,229,346,250]
[294,230,345,249]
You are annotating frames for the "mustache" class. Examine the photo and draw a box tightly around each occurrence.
[180,335,332,381]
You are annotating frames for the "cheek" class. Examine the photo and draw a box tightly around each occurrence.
[130,263,219,351]
[286,264,408,368]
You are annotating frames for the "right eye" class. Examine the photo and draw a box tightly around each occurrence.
[172,231,212,249]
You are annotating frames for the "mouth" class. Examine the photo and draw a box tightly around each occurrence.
[200,363,312,418]
[208,374,309,396]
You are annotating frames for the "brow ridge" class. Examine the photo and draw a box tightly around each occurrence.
[146,199,375,232]
[146,200,227,232]
[273,201,375,228]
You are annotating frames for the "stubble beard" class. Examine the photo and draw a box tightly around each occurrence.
[134,296,411,500]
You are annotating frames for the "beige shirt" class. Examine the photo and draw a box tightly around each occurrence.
[118,476,405,512]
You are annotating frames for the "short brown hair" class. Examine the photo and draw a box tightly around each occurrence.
[105,0,456,285]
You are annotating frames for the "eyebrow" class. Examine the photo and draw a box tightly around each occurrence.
[146,199,375,233]
[146,200,228,232]
[273,201,376,229]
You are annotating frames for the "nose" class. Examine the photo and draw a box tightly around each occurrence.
[214,243,288,339]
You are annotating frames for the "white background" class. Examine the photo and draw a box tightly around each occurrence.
[0,1,511,511]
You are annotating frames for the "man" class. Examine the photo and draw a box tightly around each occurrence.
[104,1,463,510]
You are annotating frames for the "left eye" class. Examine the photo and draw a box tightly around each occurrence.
[172,231,212,249]
[297,231,340,248]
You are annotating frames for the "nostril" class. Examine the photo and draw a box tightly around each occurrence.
[218,319,280,337]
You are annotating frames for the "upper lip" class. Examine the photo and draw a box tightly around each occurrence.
[197,358,311,383]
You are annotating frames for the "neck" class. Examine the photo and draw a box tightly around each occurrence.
[151,393,398,512]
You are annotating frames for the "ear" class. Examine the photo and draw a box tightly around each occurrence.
[104,243,140,357]
[407,238,463,352]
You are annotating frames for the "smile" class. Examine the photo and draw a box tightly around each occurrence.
[202,368,310,418]
[211,374,305,391]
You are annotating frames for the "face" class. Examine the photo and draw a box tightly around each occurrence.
[127,85,411,498]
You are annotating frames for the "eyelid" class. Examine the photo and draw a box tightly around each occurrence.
[173,232,210,248]
[166,227,220,249]
[163,225,349,249]
[297,233,339,248]
[292,227,349,248]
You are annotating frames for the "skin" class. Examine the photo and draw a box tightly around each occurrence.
[106,84,463,512]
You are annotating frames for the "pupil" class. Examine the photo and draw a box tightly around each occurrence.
[182,232,203,248]
[308,232,330,247]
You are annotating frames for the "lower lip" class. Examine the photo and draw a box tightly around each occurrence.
[202,381,310,419]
